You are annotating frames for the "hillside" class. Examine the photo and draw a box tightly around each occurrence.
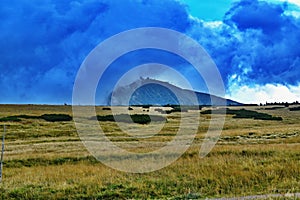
[108,78,242,106]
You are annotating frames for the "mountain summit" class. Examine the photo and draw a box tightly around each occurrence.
[108,78,242,106]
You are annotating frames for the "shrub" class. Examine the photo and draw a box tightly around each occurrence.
[40,114,72,122]
[16,115,39,119]
[154,108,164,113]
[164,105,191,114]
[0,116,21,122]
[201,108,283,121]
[93,114,165,124]
[289,107,300,111]
[0,114,73,122]
[142,105,151,109]
[264,107,284,110]
[201,108,227,115]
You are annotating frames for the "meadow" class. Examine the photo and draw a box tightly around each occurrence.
[0,104,299,199]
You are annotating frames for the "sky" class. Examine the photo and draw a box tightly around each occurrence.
[0,0,300,104]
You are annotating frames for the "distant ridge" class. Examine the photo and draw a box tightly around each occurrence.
[108,78,242,106]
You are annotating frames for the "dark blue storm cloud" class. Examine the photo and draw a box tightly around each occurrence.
[0,0,299,104]
[190,0,300,89]
[0,0,191,103]
[222,0,300,85]
[225,0,287,33]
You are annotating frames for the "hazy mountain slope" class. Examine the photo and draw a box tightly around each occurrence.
[108,78,242,106]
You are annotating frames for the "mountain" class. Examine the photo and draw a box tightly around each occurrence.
[108,78,242,106]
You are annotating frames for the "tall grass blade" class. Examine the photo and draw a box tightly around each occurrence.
[0,125,5,182]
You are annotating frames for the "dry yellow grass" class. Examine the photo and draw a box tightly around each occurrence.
[0,104,299,199]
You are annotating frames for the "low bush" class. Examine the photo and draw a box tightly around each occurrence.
[0,114,72,122]
[40,114,72,122]
[92,114,166,124]
[201,108,283,121]
[154,108,164,113]
[264,107,284,110]
[164,105,199,114]
[289,107,300,111]
[174,105,201,113]
[142,105,151,109]
[201,108,226,115]
[0,116,21,122]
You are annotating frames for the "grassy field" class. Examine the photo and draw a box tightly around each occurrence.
[0,104,299,199]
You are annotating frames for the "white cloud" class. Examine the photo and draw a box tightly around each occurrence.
[281,0,300,6]
[262,0,300,17]
[262,0,300,6]
[203,21,223,29]
[227,83,300,104]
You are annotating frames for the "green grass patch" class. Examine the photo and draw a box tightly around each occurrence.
[4,156,98,168]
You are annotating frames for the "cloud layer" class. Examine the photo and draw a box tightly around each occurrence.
[188,0,300,102]
[0,0,299,104]
[0,0,191,103]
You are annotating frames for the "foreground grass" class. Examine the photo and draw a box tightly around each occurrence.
[0,104,299,199]
[1,146,300,199]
